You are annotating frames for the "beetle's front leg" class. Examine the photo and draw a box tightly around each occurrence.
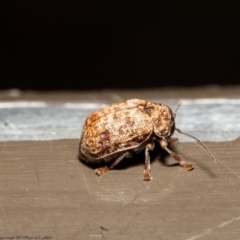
[159,138,194,171]
[143,142,154,181]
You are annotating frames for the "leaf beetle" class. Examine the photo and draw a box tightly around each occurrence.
[79,99,215,180]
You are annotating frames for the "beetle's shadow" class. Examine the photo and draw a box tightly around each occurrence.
[151,143,180,168]
[109,144,179,170]
[78,143,179,170]
[79,143,217,178]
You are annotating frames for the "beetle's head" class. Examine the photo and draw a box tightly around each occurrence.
[145,102,175,138]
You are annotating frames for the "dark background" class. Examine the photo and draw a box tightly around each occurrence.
[1,1,240,90]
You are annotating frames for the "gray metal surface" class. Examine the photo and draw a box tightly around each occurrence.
[0,139,240,240]
[0,99,239,142]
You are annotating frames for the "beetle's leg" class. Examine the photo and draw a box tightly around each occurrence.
[95,166,109,176]
[159,138,194,171]
[109,152,133,169]
[143,142,154,181]
[95,152,132,176]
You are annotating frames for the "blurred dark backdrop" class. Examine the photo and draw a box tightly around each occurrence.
[1,1,240,90]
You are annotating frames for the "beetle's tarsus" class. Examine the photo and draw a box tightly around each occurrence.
[179,162,195,171]
[95,166,109,176]
[143,169,152,181]
[159,138,195,171]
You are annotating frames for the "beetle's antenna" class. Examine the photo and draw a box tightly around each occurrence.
[173,101,182,118]
[175,127,216,162]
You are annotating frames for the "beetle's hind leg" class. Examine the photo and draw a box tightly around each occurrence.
[159,138,194,171]
[143,142,154,181]
[95,166,109,176]
[95,151,133,176]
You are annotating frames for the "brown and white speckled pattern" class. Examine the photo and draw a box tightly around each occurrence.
[79,99,175,162]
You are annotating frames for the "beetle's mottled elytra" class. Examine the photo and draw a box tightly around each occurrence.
[79,99,215,180]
